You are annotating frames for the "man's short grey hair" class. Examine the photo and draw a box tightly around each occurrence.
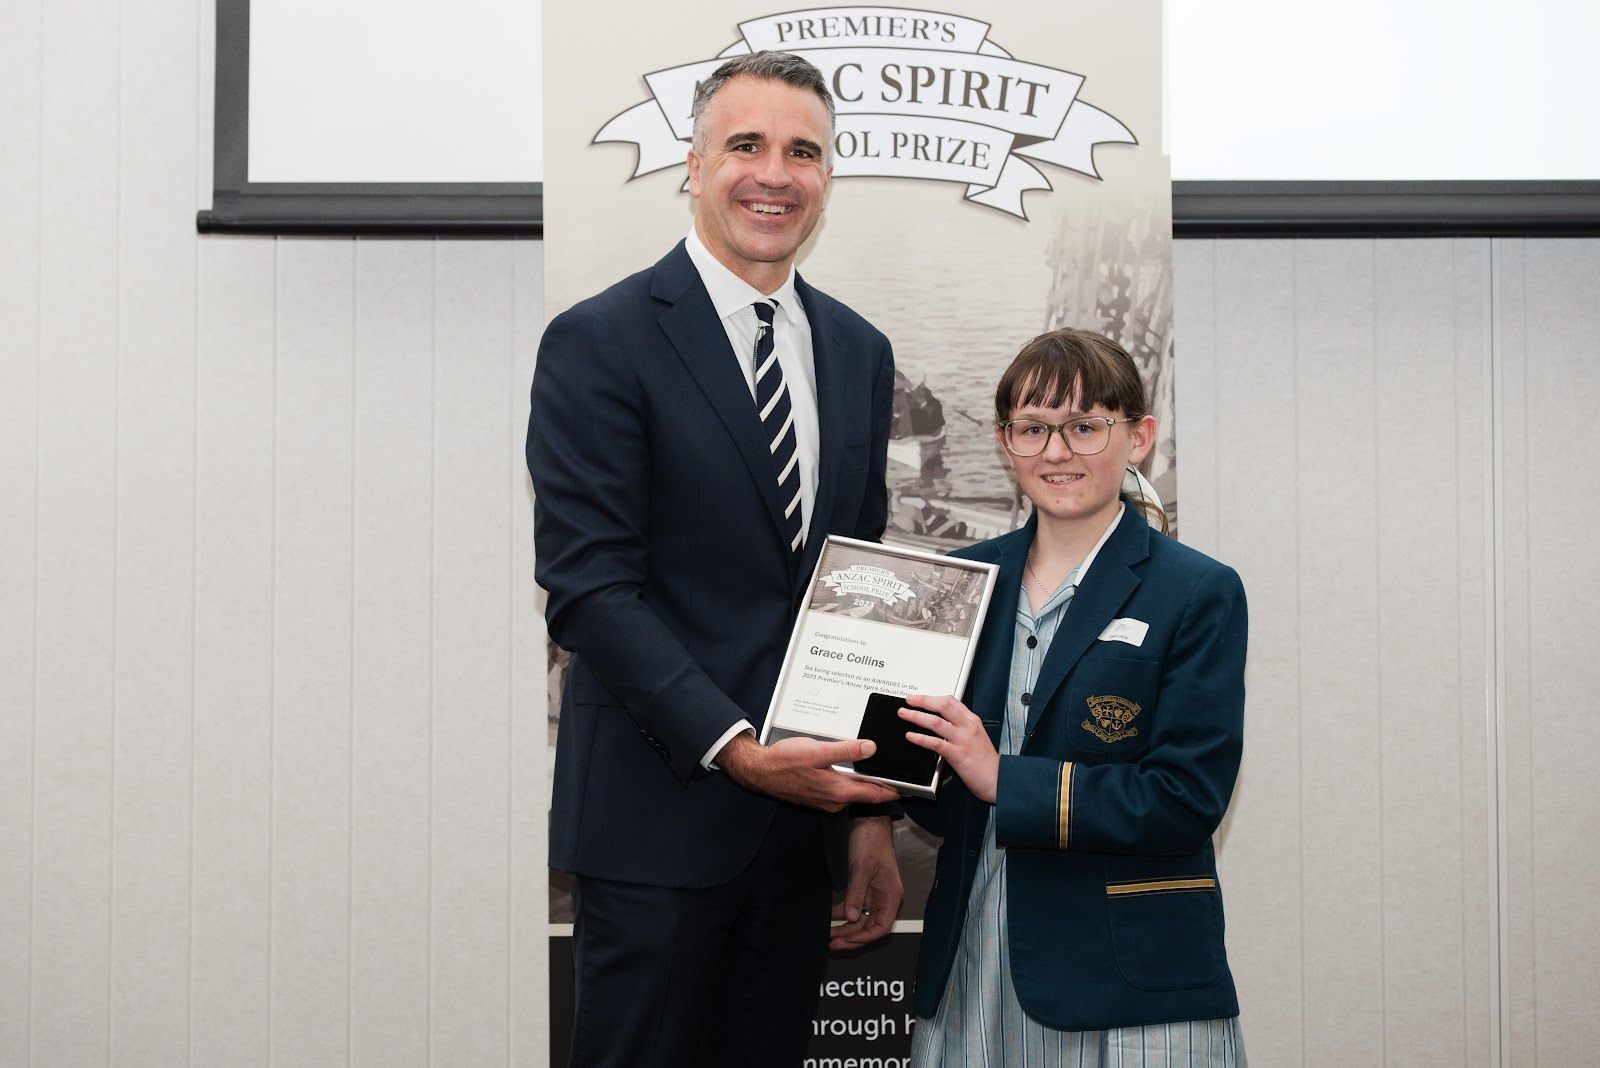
[689,51,836,157]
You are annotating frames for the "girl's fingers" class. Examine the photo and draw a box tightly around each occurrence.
[898,706,947,733]
[905,696,962,722]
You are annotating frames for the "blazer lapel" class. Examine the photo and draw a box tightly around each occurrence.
[969,525,1029,748]
[1024,505,1149,736]
[653,243,793,551]
[795,276,842,584]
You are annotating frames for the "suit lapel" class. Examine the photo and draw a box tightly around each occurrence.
[1024,505,1149,736]
[795,276,841,584]
[653,243,793,552]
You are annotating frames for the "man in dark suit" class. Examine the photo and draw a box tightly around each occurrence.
[527,51,903,1066]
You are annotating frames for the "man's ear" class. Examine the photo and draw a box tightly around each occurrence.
[686,148,702,199]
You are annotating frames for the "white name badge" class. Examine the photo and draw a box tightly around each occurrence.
[1097,617,1149,647]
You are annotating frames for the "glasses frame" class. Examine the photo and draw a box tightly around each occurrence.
[997,415,1132,458]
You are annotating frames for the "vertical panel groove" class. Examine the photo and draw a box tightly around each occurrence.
[1516,242,1534,1068]
[1370,237,1386,1066]
[267,237,279,1068]
[1459,238,1478,1061]
[347,238,356,1061]
[426,239,437,1068]
[187,233,199,1068]
[28,0,43,1051]
[1209,241,1218,559]
[1291,243,1306,1067]
[1485,238,1508,1068]
[187,8,202,1060]
[107,0,125,1054]
[506,242,517,1067]
[347,238,358,1068]
[29,0,44,1054]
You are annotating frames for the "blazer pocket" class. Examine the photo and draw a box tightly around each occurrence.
[1104,868,1226,991]
[1064,656,1158,759]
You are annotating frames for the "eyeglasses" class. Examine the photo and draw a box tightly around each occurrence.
[998,416,1129,457]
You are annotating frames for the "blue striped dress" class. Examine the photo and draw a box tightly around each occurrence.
[909,561,1246,1068]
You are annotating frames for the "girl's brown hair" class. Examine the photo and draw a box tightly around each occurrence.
[994,327,1166,531]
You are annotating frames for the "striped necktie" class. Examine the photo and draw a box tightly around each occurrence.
[753,300,804,556]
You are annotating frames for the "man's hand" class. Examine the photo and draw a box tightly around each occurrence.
[717,733,899,812]
[829,815,902,951]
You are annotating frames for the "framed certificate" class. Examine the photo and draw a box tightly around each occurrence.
[759,536,999,797]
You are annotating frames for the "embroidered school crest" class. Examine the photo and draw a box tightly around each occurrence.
[1082,694,1141,743]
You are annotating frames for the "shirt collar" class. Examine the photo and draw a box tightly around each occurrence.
[1020,502,1126,619]
[1071,502,1125,586]
[685,228,801,326]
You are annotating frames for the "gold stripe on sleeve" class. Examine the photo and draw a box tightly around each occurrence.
[1057,761,1074,850]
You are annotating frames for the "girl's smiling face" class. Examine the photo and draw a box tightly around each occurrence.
[997,386,1155,533]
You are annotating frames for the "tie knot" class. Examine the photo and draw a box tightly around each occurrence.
[753,300,776,326]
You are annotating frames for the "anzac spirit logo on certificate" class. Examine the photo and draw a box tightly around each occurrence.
[594,7,1136,218]
[1083,693,1141,743]
[810,542,988,638]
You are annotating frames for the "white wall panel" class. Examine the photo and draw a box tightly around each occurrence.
[31,0,120,1059]
[109,0,200,1061]
[1170,243,1218,556]
[1501,239,1600,1064]
[1202,240,1305,1066]
[270,240,357,1064]
[1450,241,1496,1067]
[1372,240,1489,1067]
[1496,238,1539,1065]
[192,237,277,1066]
[350,240,435,1066]
[1293,241,1386,1065]
[429,242,517,1062]
[508,239,549,1067]
[0,0,41,1061]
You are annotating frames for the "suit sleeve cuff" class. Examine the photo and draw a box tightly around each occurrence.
[702,720,755,771]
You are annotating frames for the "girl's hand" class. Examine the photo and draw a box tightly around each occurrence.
[900,694,999,804]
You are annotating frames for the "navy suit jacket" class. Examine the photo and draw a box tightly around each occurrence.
[910,502,1247,1030]
[527,241,893,889]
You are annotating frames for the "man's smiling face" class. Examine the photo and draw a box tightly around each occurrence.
[687,75,833,293]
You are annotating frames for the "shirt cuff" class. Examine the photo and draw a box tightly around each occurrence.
[702,720,756,771]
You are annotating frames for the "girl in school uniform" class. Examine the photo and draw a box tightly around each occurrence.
[901,327,1248,1066]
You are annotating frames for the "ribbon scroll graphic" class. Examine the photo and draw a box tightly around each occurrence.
[594,7,1138,218]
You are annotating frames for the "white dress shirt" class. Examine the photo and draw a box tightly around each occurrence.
[684,229,824,769]
[684,229,821,536]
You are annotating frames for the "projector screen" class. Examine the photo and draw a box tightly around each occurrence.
[201,0,1598,234]
[248,0,542,183]
[1167,0,1600,181]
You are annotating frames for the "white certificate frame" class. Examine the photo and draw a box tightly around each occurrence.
[759,536,999,797]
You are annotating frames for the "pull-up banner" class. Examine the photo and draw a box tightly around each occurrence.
[543,3,1171,1063]
[595,7,1136,217]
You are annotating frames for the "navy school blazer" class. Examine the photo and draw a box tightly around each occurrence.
[527,241,894,889]
[908,501,1247,1030]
